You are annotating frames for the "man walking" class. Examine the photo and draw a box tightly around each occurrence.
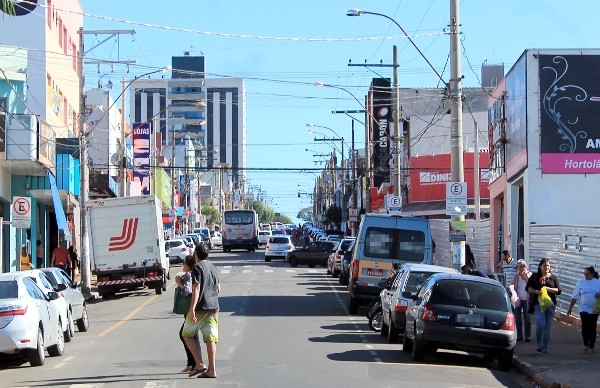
[51,240,71,272]
[182,244,220,378]
[496,249,517,286]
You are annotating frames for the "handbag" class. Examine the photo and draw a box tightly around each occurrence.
[508,285,521,308]
[539,286,554,312]
[593,297,600,315]
[173,287,192,315]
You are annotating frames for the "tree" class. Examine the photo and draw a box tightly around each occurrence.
[324,205,342,228]
[201,205,220,227]
[297,207,313,222]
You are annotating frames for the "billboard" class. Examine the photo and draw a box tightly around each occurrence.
[369,78,392,188]
[505,54,528,179]
[540,54,600,173]
[132,122,151,195]
[408,153,490,203]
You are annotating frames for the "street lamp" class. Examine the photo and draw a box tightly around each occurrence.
[348,6,465,268]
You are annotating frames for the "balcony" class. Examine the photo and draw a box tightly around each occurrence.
[0,114,55,176]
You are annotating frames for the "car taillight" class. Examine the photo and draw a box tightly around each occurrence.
[147,271,157,277]
[180,247,187,252]
[351,260,359,279]
[421,304,436,321]
[0,304,28,317]
[501,312,515,331]
[394,299,409,312]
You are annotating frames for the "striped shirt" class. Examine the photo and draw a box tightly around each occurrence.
[501,258,517,287]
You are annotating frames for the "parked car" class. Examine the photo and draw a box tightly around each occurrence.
[22,269,73,343]
[264,236,295,262]
[403,273,516,371]
[271,229,286,236]
[41,268,89,333]
[327,238,356,277]
[325,235,343,243]
[193,228,213,250]
[381,263,457,342]
[210,231,223,247]
[183,233,202,247]
[0,272,65,366]
[258,230,272,247]
[339,241,355,286]
[177,235,195,249]
[166,239,192,264]
[286,241,337,268]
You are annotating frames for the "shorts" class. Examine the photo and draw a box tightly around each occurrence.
[181,310,219,342]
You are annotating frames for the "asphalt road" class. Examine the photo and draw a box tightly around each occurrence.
[1,249,533,387]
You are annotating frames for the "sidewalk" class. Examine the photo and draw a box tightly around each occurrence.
[512,312,599,388]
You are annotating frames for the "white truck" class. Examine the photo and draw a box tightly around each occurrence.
[87,195,169,298]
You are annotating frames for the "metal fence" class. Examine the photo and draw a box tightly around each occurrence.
[430,218,491,272]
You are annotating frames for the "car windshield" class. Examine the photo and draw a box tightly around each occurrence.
[0,281,18,298]
[270,237,289,244]
[430,280,509,311]
[259,231,270,236]
[166,240,183,249]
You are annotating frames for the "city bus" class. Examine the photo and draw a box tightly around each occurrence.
[221,209,259,252]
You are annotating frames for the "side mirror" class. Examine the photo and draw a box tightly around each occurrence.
[56,283,68,292]
[47,291,60,301]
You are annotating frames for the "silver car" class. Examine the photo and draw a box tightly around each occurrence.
[264,236,295,262]
[41,268,89,332]
[0,272,65,366]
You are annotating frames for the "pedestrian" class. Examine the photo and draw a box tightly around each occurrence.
[512,259,532,342]
[36,239,44,268]
[68,245,79,280]
[465,244,476,269]
[496,250,517,286]
[20,245,33,270]
[526,258,562,353]
[51,241,71,271]
[566,266,600,353]
[175,255,202,372]
[460,264,487,278]
[303,228,310,246]
[182,243,220,378]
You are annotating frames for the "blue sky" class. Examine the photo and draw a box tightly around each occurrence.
[80,0,598,224]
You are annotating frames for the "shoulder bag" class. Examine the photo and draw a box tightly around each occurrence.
[173,287,192,315]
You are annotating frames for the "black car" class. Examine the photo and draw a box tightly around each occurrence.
[403,273,516,371]
[286,241,337,268]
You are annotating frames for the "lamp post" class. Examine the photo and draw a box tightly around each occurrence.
[347,6,465,268]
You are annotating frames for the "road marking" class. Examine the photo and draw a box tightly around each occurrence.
[243,265,251,268]
[143,382,175,388]
[286,269,296,273]
[365,344,373,349]
[242,270,251,273]
[221,270,231,274]
[374,357,382,363]
[228,345,236,354]
[224,265,232,268]
[97,294,159,337]
[53,355,74,369]
[307,269,318,273]
[264,269,273,272]
[232,330,240,337]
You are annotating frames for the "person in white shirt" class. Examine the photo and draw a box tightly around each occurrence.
[567,266,600,352]
[512,259,532,342]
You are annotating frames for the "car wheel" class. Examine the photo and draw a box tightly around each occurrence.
[411,334,426,362]
[338,274,343,284]
[48,319,65,357]
[333,270,339,278]
[369,309,383,332]
[64,310,74,343]
[388,316,399,343]
[342,274,349,286]
[77,306,90,332]
[497,350,513,371]
[265,256,271,262]
[289,257,298,267]
[28,328,45,366]
[380,320,389,337]
[402,329,413,353]
[326,267,331,275]
[348,296,359,314]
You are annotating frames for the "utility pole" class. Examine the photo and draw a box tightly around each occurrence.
[474,120,480,220]
[450,0,465,270]
[120,78,127,196]
[392,45,401,197]
[77,27,91,297]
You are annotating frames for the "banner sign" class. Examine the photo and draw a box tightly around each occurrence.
[132,122,151,195]
[540,54,600,173]
[369,78,392,188]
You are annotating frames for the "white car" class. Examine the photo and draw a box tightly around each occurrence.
[0,272,65,366]
[265,236,295,262]
[166,239,192,264]
[211,231,223,247]
[41,268,89,333]
[258,230,272,247]
[22,270,74,343]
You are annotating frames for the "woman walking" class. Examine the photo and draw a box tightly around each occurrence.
[512,259,532,342]
[175,255,203,374]
[526,258,562,353]
[566,266,600,352]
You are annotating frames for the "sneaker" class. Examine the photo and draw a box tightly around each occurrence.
[537,348,543,352]
[584,346,590,352]
[542,349,548,353]
[590,349,595,353]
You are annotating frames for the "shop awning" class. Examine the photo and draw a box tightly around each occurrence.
[48,171,72,241]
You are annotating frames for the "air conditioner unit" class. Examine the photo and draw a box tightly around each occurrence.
[6,114,39,160]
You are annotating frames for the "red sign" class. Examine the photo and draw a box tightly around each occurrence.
[408,153,490,203]
[369,186,393,212]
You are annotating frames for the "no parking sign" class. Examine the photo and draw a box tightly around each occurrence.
[11,196,31,229]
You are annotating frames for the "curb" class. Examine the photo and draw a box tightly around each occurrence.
[512,355,564,388]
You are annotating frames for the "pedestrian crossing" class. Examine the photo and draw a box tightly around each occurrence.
[218,266,322,275]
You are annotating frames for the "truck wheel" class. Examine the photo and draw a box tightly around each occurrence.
[155,286,163,295]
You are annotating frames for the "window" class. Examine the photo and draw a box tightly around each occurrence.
[23,277,45,300]
[404,271,435,294]
[58,18,63,47]
[0,281,18,298]
[71,42,76,70]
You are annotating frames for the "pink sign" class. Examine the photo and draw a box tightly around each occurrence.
[541,153,600,173]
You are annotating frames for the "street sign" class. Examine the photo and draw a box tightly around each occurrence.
[385,194,402,215]
[168,208,177,222]
[446,182,467,216]
[182,208,191,219]
[11,196,31,229]
[449,220,467,242]
[349,208,358,222]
